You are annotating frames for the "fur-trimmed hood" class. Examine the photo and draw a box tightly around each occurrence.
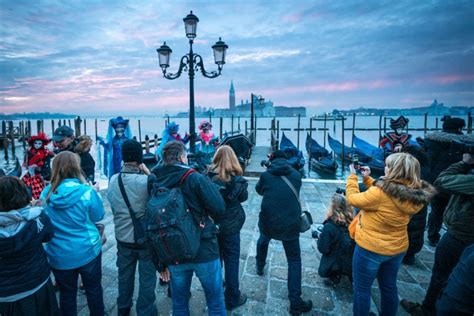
[425,131,474,144]
[374,178,436,214]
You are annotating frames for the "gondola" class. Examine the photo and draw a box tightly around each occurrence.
[0,158,22,177]
[280,133,305,172]
[305,133,337,173]
[353,135,384,161]
[220,133,253,171]
[328,134,385,174]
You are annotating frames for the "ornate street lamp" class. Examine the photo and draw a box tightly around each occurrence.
[156,11,228,153]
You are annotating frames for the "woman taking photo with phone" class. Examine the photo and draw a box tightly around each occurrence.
[346,153,435,316]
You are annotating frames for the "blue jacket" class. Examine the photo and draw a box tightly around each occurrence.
[41,179,105,269]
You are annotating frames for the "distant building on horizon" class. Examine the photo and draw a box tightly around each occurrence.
[172,81,306,118]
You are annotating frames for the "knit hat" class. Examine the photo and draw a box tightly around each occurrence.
[270,150,287,161]
[121,140,143,164]
[442,116,465,132]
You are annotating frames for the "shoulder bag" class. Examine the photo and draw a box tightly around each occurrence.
[280,175,313,233]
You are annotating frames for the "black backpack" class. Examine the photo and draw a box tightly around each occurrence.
[146,169,202,265]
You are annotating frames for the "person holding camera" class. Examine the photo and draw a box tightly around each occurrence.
[401,153,474,316]
[314,193,355,285]
[255,150,313,315]
[208,145,248,311]
[346,153,435,316]
[107,140,158,316]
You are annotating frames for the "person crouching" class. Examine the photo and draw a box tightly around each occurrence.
[315,193,355,285]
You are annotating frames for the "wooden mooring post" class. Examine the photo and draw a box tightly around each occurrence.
[238,117,241,132]
[424,113,428,135]
[138,119,142,144]
[74,117,82,137]
[341,116,345,166]
[297,114,301,149]
[84,119,87,135]
[8,121,15,156]
[219,117,223,139]
[245,121,248,135]
[351,113,356,149]
[231,115,234,135]
[468,111,472,134]
[51,120,55,135]
[2,121,8,159]
[94,119,98,141]
[378,115,382,147]
[323,114,327,148]
[254,115,258,145]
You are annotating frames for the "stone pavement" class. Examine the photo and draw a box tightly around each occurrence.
[75,179,436,315]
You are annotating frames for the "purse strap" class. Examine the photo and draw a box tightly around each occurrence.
[118,173,141,230]
[280,175,301,207]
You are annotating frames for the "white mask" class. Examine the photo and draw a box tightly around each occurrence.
[33,140,43,149]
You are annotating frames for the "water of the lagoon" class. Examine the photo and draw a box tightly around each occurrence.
[0,115,470,180]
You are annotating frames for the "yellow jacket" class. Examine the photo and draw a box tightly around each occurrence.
[346,174,435,256]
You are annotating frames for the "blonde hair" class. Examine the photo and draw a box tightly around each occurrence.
[384,152,421,187]
[47,151,86,201]
[325,193,354,226]
[74,135,93,154]
[210,145,243,182]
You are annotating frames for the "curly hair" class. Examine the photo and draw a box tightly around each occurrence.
[325,193,354,226]
[74,135,93,154]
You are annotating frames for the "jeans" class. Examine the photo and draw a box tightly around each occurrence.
[422,232,470,315]
[217,233,241,307]
[168,258,225,316]
[352,245,404,316]
[256,233,303,307]
[52,253,104,316]
[116,243,157,316]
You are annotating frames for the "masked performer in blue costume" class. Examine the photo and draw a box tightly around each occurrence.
[97,116,132,179]
[155,122,189,160]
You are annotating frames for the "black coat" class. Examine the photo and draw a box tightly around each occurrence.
[79,152,95,183]
[406,206,427,256]
[0,212,54,297]
[149,164,225,264]
[317,219,355,277]
[256,158,302,241]
[210,174,248,235]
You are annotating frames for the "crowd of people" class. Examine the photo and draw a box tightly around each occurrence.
[0,116,473,316]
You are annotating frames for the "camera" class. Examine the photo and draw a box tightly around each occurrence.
[260,160,271,168]
[449,140,474,155]
[350,153,361,170]
[311,224,324,239]
[336,187,346,195]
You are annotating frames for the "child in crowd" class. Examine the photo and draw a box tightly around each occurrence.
[314,193,355,285]
[0,176,59,316]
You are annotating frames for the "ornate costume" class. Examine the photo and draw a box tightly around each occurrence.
[98,116,132,179]
[379,116,412,153]
[22,133,54,199]
[155,122,189,159]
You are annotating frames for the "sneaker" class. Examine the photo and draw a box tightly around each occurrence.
[226,293,247,311]
[290,300,313,315]
[400,299,424,315]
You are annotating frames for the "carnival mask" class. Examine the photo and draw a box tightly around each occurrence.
[114,124,125,137]
[395,127,403,135]
[33,140,43,149]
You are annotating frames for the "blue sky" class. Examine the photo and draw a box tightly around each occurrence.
[1,0,473,115]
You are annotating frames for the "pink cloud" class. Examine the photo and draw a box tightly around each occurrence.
[433,74,474,84]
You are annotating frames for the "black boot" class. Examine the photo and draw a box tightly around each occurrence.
[290,300,313,315]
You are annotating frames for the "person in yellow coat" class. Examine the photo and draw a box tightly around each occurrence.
[346,153,435,316]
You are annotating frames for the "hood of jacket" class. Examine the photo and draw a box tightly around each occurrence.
[267,158,294,176]
[425,131,474,144]
[0,206,43,239]
[151,164,192,188]
[374,179,436,214]
[46,179,91,210]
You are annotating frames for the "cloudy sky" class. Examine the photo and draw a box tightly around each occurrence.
[1,0,473,116]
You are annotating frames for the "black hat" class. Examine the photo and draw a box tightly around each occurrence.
[390,116,409,130]
[442,117,465,132]
[52,126,74,142]
[269,150,287,161]
[121,140,143,164]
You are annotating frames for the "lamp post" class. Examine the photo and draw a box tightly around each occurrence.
[250,93,264,144]
[156,11,228,153]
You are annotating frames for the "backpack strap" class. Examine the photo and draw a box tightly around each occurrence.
[179,168,195,185]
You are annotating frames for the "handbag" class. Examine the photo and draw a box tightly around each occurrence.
[349,212,361,240]
[280,175,313,233]
[118,173,147,246]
